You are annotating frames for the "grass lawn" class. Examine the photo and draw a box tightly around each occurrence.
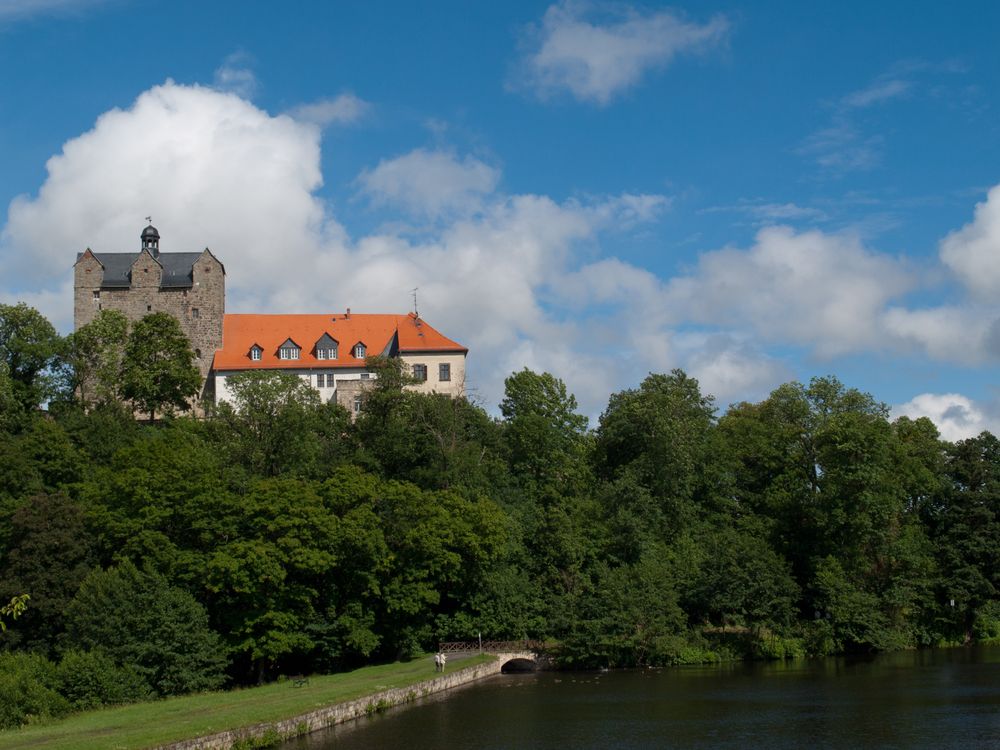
[0,653,492,750]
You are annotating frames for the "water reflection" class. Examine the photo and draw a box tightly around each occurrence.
[283,647,1000,749]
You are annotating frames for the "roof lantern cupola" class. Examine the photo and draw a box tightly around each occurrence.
[141,221,160,258]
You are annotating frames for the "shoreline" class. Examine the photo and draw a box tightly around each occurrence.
[157,653,521,750]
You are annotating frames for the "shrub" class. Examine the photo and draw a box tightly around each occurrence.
[55,649,152,710]
[0,652,69,729]
[64,561,227,696]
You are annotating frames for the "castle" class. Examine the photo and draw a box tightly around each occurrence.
[73,225,467,412]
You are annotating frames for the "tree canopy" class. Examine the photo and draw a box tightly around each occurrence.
[0,302,998,721]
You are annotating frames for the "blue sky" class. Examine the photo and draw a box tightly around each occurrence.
[1,0,999,437]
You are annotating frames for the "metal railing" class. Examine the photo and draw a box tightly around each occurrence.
[437,639,545,654]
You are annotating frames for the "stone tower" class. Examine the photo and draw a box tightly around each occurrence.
[73,224,225,400]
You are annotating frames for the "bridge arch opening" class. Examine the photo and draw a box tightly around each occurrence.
[501,657,537,674]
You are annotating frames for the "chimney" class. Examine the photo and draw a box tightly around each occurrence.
[345,308,351,319]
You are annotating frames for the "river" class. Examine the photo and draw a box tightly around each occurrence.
[283,646,1000,749]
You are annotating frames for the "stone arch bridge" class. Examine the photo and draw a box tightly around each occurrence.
[438,640,547,672]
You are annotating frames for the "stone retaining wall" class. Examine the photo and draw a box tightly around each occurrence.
[158,653,532,750]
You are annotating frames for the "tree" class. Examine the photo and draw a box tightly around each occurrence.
[500,369,589,490]
[931,432,1000,642]
[0,363,21,433]
[214,370,324,477]
[62,309,129,407]
[594,370,716,535]
[0,302,62,414]
[64,561,226,696]
[121,312,200,420]
[0,494,94,652]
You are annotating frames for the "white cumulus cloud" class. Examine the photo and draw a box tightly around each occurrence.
[4,79,997,417]
[892,392,1000,443]
[665,226,915,357]
[513,0,729,105]
[357,149,501,219]
[289,93,370,127]
[940,184,1000,298]
[0,82,675,413]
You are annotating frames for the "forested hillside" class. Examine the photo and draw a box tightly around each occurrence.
[1,303,998,729]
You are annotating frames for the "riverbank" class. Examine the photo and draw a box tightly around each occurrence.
[0,653,496,750]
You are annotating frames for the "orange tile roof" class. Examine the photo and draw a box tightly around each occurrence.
[213,312,467,371]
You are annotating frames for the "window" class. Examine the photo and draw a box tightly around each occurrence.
[192,308,200,319]
[250,346,262,361]
[354,343,366,359]
[314,333,339,360]
[195,348,201,360]
[316,373,325,388]
[412,364,427,381]
[146,304,152,312]
[92,291,100,302]
[279,338,301,360]
[353,395,363,413]
[360,373,371,380]
[439,363,451,382]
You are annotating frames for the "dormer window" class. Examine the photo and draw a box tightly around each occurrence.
[353,343,366,359]
[250,345,262,361]
[278,338,301,361]
[314,333,338,360]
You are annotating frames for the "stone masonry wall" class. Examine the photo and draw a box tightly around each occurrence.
[156,653,532,750]
[74,249,225,401]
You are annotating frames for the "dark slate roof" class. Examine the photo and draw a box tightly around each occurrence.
[315,332,339,348]
[76,252,205,289]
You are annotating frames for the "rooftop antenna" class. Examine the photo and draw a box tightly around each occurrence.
[411,287,419,318]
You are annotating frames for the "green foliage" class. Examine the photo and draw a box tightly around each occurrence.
[62,309,129,407]
[0,362,21,434]
[686,520,799,631]
[213,370,327,477]
[930,432,1000,641]
[120,312,201,419]
[972,600,1000,641]
[0,494,94,652]
[594,370,716,534]
[0,302,63,415]
[0,335,996,694]
[559,553,687,668]
[54,649,151,710]
[0,594,29,632]
[64,561,226,696]
[0,651,69,729]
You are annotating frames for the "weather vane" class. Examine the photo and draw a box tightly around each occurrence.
[145,215,152,224]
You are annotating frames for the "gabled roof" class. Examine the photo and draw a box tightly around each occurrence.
[213,312,467,372]
[75,251,206,288]
[315,332,339,348]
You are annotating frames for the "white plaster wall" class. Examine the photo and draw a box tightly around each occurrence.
[399,353,466,397]
[214,368,376,406]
